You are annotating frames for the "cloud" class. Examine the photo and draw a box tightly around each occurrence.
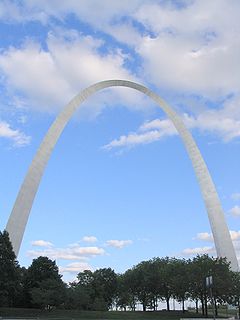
[106,239,132,249]
[0,31,143,115]
[194,230,240,242]
[230,231,240,241]
[59,262,92,274]
[183,110,240,142]
[182,246,215,256]
[1,1,240,99]
[195,232,213,242]
[82,236,98,243]
[183,230,240,257]
[103,118,177,150]
[103,102,240,150]
[231,193,240,201]
[0,1,27,22]
[0,120,31,147]
[0,0,143,41]
[229,206,240,217]
[135,0,240,97]
[27,244,105,261]
[31,240,53,247]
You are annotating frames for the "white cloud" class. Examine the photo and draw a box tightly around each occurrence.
[194,230,240,242]
[0,31,143,115]
[182,246,215,256]
[82,236,98,243]
[1,1,240,146]
[1,1,240,100]
[103,130,169,150]
[230,230,240,241]
[31,240,53,247]
[231,193,240,201]
[0,120,31,147]
[103,118,177,150]
[0,0,143,44]
[229,206,240,217]
[183,230,240,257]
[106,239,132,249]
[195,232,213,242]
[103,103,240,150]
[59,262,92,274]
[0,1,26,22]
[27,244,105,260]
[135,0,240,97]
[183,111,240,142]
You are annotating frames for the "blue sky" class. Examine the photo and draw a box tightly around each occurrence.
[0,0,240,281]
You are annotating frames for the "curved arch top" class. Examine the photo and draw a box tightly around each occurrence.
[6,80,239,271]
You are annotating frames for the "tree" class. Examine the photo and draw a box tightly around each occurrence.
[188,255,232,316]
[130,261,154,311]
[170,258,190,312]
[0,230,21,307]
[93,268,117,310]
[152,257,174,311]
[24,256,65,308]
[115,273,135,311]
[120,268,138,311]
[72,268,117,311]
[30,278,66,308]
[68,270,95,310]
[228,271,240,318]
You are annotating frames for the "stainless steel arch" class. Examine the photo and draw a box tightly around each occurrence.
[6,80,239,271]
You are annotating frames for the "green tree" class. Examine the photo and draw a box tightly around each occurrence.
[0,230,21,307]
[152,257,174,311]
[121,268,138,311]
[188,255,232,316]
[228,271,240,318]
[70,270,95,310]
[30,278,66,309]
[24,256,65,308]
[131,261,154,311]
[170,258,190,312]
[115,273,134,311]
[93,268,117,310]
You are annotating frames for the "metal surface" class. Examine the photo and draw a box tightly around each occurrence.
[5,80,239,271]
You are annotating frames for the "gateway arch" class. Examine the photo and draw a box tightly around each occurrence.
[5,80,239,271]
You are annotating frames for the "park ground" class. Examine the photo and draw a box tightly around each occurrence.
[0,308,237,320]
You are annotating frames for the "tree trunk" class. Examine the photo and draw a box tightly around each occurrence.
[166,297,170,311]
[201,297,205,316]
[214,298,218,317]
[143,302,146,312]
[238,299,240,320]
[204,294,208,317]
[182,298,185,313]
[195,299,199,313]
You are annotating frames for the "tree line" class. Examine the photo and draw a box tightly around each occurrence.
[1,230,240,315]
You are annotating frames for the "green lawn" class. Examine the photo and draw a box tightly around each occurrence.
[1,307,237,320]
[0,308,204,320]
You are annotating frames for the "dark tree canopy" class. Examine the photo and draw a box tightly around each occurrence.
[23,256,65,308]
[0,231,239,314]
[0,230,20,307]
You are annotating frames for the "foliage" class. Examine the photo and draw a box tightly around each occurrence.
[0,230,239,312]
[23,256,65,308]
[0,230,21,307]
[67,268,117,311]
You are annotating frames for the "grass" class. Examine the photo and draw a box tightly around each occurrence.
[0,308,205,320]
[1,307,237,320]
